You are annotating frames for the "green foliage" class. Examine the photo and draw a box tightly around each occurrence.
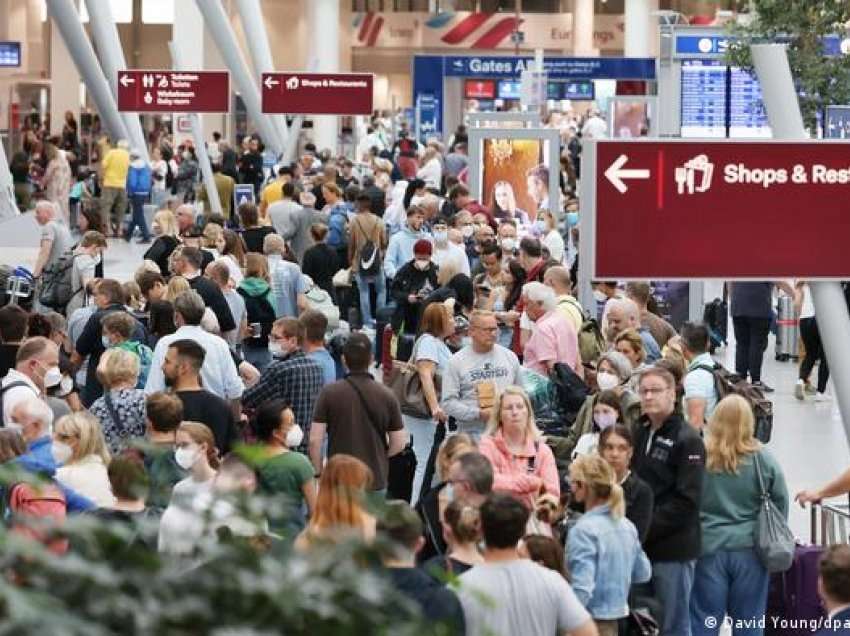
[726,0,850,131]
[0,499,452,636]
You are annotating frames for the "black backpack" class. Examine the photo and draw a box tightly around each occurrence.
[38,250,81,312]
[355,217,382,277]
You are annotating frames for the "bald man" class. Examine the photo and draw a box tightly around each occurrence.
[544,265,583,333]
[606,298,661,363]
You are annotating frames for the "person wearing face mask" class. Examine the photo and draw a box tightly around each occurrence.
[52,411,115,508]
[534,210,564,263]
[390,240,439,337]
[1,337,63,426]
[497,221,519,262]
[65,231,107,317]
[548,351,639,467]
[384,205,431,283]
[571,390,623,460]
[158,421,220,554]
[161,339,239,456]
[242,317,324,448]
[252,399,317,540]
[431,220,470,279]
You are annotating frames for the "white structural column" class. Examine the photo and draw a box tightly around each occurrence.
[752,43,850,450]
[572,0,595,56]
[49,11,81,138]
[307,0,340,153]
[624,0,659,57]
[85,0,149,160]
[234,0,290,151]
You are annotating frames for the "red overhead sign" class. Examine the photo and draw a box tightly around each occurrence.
[589,140,850,280]
[116,70,229,113]
[261,72,373,115]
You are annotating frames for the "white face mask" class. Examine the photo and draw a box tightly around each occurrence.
[501,238,516,252]
[51,441,73,465]
[593,411,618,430]
[596,371,620,391]
[43,366,62,388]
[174,446,199,470]
[593,290,608,303]
[285,424,304,449]
[414,259,430,271]
[434,230,448,244]
[461,225,475,238]
[6,421,23,434]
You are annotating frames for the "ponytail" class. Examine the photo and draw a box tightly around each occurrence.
[608,482,625,519]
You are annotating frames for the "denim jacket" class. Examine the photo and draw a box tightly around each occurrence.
[566,504,652,619]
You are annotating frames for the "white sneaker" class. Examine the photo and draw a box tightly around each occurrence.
[814,392,831,403]
[794,382,805,401]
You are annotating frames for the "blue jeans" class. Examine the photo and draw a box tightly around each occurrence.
[653,559,696,636]
[690,549,769,636]
[125,193,150,241]
[356,271,386,328]
[403,413,436,505]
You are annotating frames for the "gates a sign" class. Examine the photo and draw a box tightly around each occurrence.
[586,140,850,280]
[117,70,229,113]
[262,73,373,115]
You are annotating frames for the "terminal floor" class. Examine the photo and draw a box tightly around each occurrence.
[105,237,850,541]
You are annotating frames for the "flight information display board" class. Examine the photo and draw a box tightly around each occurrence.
[679,60,772,138]
[680,60,727,138]
[729,67,771,138]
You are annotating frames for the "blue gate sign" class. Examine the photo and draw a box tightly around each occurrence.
[416,93,440,142]
[234,184,255,209]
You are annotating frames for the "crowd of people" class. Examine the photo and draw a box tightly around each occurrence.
[3,109,850,636]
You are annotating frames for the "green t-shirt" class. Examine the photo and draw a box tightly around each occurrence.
[256,451,313,537]
[143,444,186,511]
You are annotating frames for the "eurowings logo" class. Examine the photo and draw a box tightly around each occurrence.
[353,11,522,49]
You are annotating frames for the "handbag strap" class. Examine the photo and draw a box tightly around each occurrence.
[345,377,389,451]
[104,390,122,428]
[753,451,770,503]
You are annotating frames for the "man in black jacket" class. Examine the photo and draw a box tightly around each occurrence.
[171,246,236,334]
[632,365,705,636]
[379,501,465,634]
[389,239,438,337]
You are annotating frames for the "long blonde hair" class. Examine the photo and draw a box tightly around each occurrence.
[705,394,759,473]
[569,454,625,519]
[153,209,178,237]
[55,412,111,465]
[485,386,541,439]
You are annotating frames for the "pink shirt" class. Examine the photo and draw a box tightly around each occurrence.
[523,309,579,376]
[479,431,560,508]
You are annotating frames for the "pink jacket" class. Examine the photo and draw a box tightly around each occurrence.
[479,431,560,507]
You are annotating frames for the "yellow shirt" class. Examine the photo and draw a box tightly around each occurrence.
[260,180,284,209]
[199,173,236,219]
[101,148,130,189]
[555,295,584,333]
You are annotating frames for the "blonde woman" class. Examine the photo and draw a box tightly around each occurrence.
[478,386,559,508]
[416,145,442,190]
[54,412,115,508]
[89,348,146,455]
[144,209,181,277]
[690,395,789,636]
[567,454,651,636]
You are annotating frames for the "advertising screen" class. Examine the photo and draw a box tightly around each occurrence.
[478,138,551,221]
[563,80,594,100]
[464,80,496,99]
[611,100,650,138]
[0,42,21,68]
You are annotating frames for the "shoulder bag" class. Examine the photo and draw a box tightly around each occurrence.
[753,451,795,573]
[387,336,441,420]
[345,377,417,502]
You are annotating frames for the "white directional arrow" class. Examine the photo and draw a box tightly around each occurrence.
[604,154,650,193]
[264,76,279,90]
[119,74,135,87]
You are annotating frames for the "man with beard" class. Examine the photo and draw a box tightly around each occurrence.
[160,338,239,456]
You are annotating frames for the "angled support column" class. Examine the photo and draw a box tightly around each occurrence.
[233,0,289,150]
[48,0,129,142]
[169,41,222,216]
[194,0,284,156]
[85,0,149,161]
[752,43,850,449]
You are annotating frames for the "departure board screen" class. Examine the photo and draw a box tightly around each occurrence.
[729,67,772,138]
[680,60,727,138]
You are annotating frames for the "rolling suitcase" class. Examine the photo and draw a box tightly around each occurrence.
[775,295,800,362]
